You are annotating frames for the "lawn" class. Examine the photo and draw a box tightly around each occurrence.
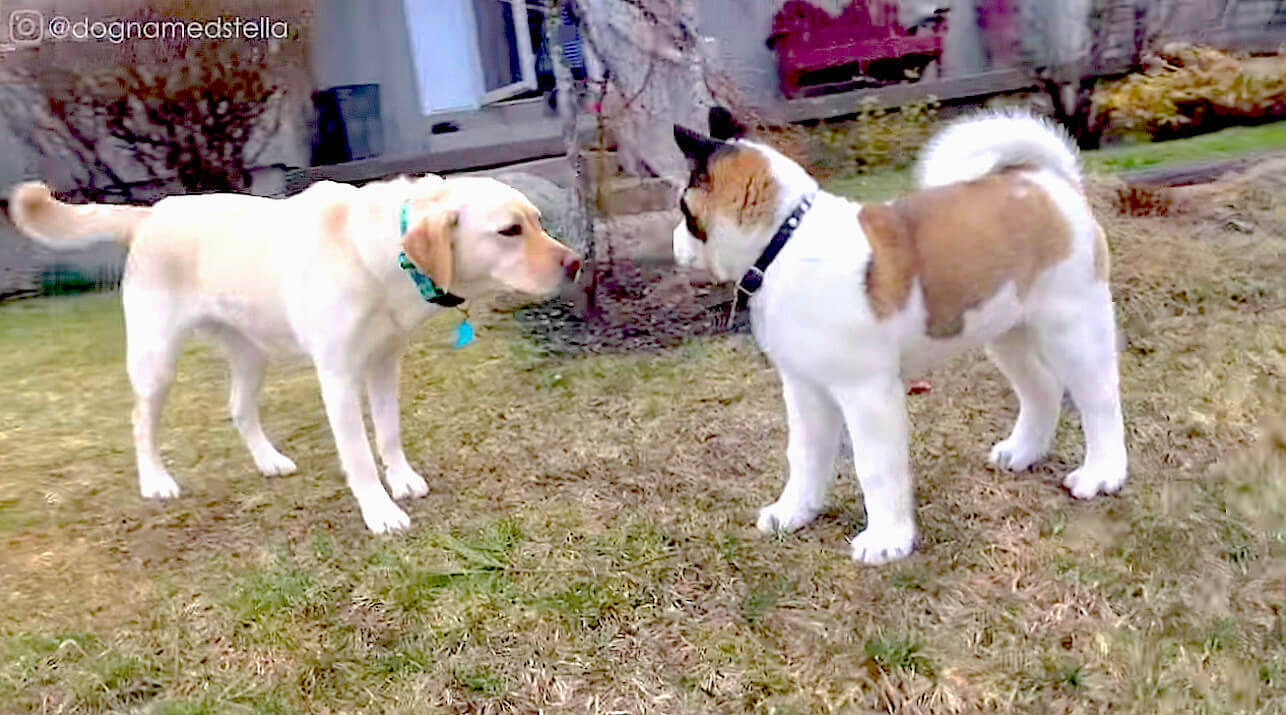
[1084,121,1286,174]
[824,119,1286,201]
[1,163,1284,712]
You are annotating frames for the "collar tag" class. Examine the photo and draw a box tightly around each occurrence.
[454,316,475,349]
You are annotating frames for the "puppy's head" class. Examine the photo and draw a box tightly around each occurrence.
[671,107,815,281]
[402,177,581,298]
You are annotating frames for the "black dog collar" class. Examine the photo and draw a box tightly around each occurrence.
[729,194,815,325]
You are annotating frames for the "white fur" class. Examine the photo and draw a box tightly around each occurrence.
[675,113,1126,564]
[915,109,1082,189]
[13,177,578,534]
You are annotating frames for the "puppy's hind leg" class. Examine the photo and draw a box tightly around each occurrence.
[221,332,296,477]
[124,294,185,499]
[757,371,844,534]
[1035,289,1128,499]
[986,326,1062,472]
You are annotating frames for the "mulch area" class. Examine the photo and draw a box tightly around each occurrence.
[514,260,737,355]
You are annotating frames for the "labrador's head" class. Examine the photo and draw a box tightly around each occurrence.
[401,177,581,298]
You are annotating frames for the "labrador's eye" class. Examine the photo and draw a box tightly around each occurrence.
[499,224,522,237]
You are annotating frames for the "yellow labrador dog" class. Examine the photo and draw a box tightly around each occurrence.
[671,108,1126,564]
[10,176,580,533]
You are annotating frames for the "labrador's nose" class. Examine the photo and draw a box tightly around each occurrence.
[562,252,583,282]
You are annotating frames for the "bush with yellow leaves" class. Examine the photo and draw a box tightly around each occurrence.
[1095,44,1286,140]
[808,95,941,178]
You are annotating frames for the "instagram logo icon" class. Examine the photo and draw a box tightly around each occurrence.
[9,9,43,44]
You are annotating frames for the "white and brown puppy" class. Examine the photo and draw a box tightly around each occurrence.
[672,108,1126,564]
[10,176,580,533]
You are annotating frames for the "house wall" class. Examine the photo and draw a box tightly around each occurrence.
[696,0,781,111]
[312,0,426,156]
[697,0,1282,112]
[696,0,983,111]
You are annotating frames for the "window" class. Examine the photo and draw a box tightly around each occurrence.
[474,0,538,102]
[406,0,558,114]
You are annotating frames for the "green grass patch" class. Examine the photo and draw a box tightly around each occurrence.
[227,558,328,625]
[2,631,167,711]
[864,634,935,677]
[825,120,1286,201]
[456,665,509,697]
[1086,120,1286,173]
[741,575,792,624]
[823,167,912,200]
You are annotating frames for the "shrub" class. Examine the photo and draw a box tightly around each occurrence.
[1095,45,1286,140]
[809,95,940,178]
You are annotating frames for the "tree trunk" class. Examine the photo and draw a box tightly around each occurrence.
[548,2,597,317]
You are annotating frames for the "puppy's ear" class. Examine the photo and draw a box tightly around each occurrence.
[708,106,748,140]
[674,125,723,165]
[402,207,457,291]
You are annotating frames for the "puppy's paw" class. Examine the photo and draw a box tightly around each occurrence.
[139,471,181,500]
[359,495,412,534]
[756,500,819,534]
[254,450,298,477]
[989,435,1047,472]
[850,524,916,565]
[386,467,429,500]
[1063,464,1126,500]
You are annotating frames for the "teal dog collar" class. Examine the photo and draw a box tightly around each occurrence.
[397,202,464,308]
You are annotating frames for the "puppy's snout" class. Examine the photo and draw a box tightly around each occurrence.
[562,252,583,282]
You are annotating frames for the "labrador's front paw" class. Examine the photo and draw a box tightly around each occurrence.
[386,466,429,500]
[140,470,181,499]
[359,493,411,534]
[254,449,298,477]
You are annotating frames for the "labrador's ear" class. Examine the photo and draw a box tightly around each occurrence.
[674,124,723,165]
[402,206,457,291]
[708,106,748,140]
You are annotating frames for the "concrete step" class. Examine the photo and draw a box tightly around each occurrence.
[595,177,675,216]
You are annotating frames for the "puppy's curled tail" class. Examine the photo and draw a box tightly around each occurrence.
[8,182,151,248]
[915,109,1081,190]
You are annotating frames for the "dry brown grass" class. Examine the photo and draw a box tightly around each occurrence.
[1111,184,1175,217]
[0,164,1284,713]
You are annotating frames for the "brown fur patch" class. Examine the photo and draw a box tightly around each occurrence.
[1093,222,1111,282]
[320,199,349,237]
[860,173,1073,338]
[686,146,779,229]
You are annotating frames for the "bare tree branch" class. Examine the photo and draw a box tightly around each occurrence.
[3,0,310,196]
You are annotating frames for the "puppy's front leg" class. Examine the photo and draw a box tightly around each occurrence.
[758,372,843,534]
[364,343,428,500]
[316,367,410,534]
[837,374,917,565]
